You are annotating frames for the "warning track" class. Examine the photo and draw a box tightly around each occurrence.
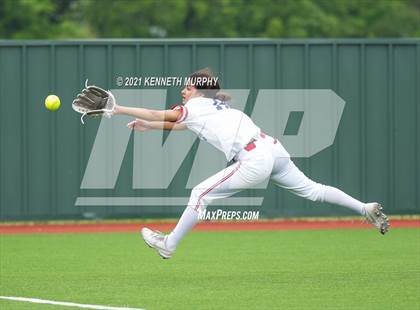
[0,219,418,234]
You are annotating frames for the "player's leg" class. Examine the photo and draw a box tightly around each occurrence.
[270,156,389,233]
[165,156,273,252]
[270,158,365,213]
[142,147,275,258]
[142,161,261,258]
[164,162,243,253]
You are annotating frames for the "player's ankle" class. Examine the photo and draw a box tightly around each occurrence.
[165,234,177,251]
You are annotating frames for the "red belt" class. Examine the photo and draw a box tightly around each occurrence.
[244,141,256,152]
[244,132,277,152]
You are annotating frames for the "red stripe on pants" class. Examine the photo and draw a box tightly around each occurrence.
[194,163,242,211]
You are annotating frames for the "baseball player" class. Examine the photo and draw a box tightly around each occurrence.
[73,68,389,259]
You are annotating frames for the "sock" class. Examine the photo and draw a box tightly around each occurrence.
[166,207,199,251]
[323,185,366,215]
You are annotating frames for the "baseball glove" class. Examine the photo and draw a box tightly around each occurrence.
[72,80,116,124]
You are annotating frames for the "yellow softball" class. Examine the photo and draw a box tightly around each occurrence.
[45,95,61,111]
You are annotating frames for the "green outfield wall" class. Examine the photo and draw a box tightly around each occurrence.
[0,39,419,220]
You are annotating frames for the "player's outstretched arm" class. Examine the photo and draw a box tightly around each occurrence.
[127,119,187,131]
[114,104,180,122]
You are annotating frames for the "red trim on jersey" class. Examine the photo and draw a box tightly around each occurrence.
[182,106,188,122]
[171,105,188,123]
[194,163,242,211]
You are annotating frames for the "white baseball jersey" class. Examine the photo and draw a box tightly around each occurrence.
[172,97,260,161]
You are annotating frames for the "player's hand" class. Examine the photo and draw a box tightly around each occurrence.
[127,118,152,131]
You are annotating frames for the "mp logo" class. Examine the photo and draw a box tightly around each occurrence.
[75,89,344,207]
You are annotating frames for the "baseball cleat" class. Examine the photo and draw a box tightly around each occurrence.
[141,227,174,259]
[363,203,390,235]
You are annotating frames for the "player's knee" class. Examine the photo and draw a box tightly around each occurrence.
[187,187,201,207]
[189,186,200,201]
[305,183,326,202]
[188,186,211,211]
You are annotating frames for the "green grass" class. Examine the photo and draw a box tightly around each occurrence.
[1,228,419,310]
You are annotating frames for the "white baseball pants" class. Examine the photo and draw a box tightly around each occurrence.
[187,134,365,214]
[166,134,366,251]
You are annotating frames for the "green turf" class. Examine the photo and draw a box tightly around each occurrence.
[1,228,419,310]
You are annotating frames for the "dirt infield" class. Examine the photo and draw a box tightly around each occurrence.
[0,219,418,234]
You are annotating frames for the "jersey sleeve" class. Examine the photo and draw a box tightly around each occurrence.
[170,104,189,123]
